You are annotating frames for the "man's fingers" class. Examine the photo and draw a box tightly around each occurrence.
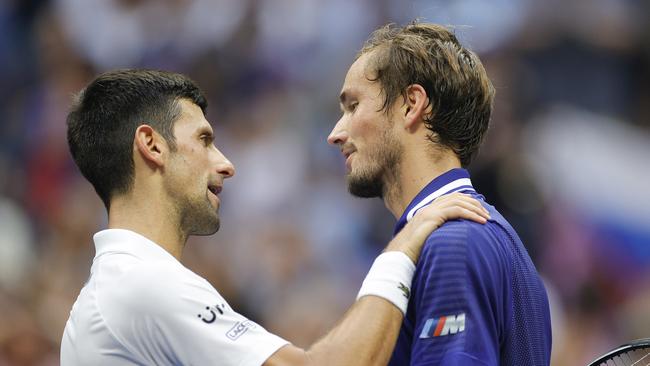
[416,194,490,223]
[446,206,488,224]
[446,194,489,215]
[442,201,489,222]
[448,198,490,220]
[388,194,489,263]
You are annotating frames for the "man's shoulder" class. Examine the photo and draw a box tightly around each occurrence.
[423,214,506,251]
[96,259,215,317]
[419,213,514,273]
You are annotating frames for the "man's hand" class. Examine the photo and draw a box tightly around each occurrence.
[386,193,490,263]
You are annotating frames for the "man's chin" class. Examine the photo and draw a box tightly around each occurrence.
[191,224,220,236]
[187,214,220,236]
[347,175,384,198]
[205,217,220,234]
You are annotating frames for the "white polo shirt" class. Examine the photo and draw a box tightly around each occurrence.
[61,229,288,366]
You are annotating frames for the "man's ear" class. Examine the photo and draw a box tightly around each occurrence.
[134,125,167,168]
[402,84,431,131]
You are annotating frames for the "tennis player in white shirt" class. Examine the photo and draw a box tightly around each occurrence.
[61,69,489,366]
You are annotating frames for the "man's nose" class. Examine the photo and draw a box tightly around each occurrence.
[215,150,235,178]
[327,118,347,146]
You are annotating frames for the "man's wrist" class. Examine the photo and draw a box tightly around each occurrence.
[357,252,416,315]
[384,239,419,264]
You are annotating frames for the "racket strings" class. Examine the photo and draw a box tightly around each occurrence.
[599,348,650,366]
[628,347,650,366]
[591,340,650,366]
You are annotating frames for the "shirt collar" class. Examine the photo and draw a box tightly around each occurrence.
[93,229,180,264]
[393,168,476,236]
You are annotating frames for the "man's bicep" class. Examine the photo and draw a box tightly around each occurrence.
[162,305,289,365]
[108,265,288,365]
[150,285,289,366]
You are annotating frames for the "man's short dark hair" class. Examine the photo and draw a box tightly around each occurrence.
[359,22,495,167]
[66,69,207,210]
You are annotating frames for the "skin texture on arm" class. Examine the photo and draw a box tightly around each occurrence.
[263,193,490,366]
[266,297,402,366]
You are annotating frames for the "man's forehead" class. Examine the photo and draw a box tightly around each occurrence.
[341,52,377,91]
[175,99,212,131]
[339,52,381,103]
[347,53,373,81]
[178,98,203,116]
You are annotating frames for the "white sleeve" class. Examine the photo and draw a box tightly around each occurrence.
[100,263,289,366]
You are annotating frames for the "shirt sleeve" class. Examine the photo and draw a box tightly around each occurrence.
[408,220,509,366]
[100,263,289,366]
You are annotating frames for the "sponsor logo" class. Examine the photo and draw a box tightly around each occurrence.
[398,282,410,299]
[197,303,225,324]
[419,313,466,338]
[226,320,256,340]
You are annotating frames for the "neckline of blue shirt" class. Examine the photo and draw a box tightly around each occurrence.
[393,168,476,236]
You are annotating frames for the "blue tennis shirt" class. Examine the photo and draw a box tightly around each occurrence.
[389,169,551,366]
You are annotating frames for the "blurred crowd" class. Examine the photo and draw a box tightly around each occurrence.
[0,0,649,365]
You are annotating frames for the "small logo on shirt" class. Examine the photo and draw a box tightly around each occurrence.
[226,320,256,340]
[419,313,466,338]
[197,303,225,324]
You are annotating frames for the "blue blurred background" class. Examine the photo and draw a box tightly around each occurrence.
[0,0,649,365]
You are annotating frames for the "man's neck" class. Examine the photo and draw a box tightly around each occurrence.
[107,192,186,260]
[383,150,461,219]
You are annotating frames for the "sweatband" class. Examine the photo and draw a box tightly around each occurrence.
[356,251,416,315]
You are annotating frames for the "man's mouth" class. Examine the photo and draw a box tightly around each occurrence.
[344,152,355,171]
[208,184,222,196]
[340,145,356,171]
[341,146,356,159]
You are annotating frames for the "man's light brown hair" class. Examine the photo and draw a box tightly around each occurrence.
[359,22,495,167]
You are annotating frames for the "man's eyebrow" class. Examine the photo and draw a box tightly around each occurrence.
[339,91,348,105]
[197,126,214,136]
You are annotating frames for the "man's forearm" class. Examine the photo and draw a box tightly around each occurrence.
[305,295,403,366]
[264,253,411,366]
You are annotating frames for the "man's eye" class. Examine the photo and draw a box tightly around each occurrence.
[350,102,358,112]
[201,135,213,145]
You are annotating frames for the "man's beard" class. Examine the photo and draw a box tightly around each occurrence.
[347,129,402,199]
[165,155,221,236]
[177,193,220,236]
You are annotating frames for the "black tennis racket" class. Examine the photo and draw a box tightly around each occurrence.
[588,338,650,366]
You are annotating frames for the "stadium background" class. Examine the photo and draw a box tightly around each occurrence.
[0,0,648,365]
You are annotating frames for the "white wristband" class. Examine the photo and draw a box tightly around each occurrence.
[356,251,416,315]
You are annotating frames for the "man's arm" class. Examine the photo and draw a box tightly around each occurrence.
[264,193,490,366]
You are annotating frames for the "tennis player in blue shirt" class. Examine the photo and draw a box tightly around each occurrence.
[328,22,552,365]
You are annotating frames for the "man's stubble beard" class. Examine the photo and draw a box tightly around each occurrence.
[177,192,220,236]
[347,127,402,199]
[166,155,221,237]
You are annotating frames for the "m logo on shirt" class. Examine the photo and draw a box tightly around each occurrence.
[419,313,466,338]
